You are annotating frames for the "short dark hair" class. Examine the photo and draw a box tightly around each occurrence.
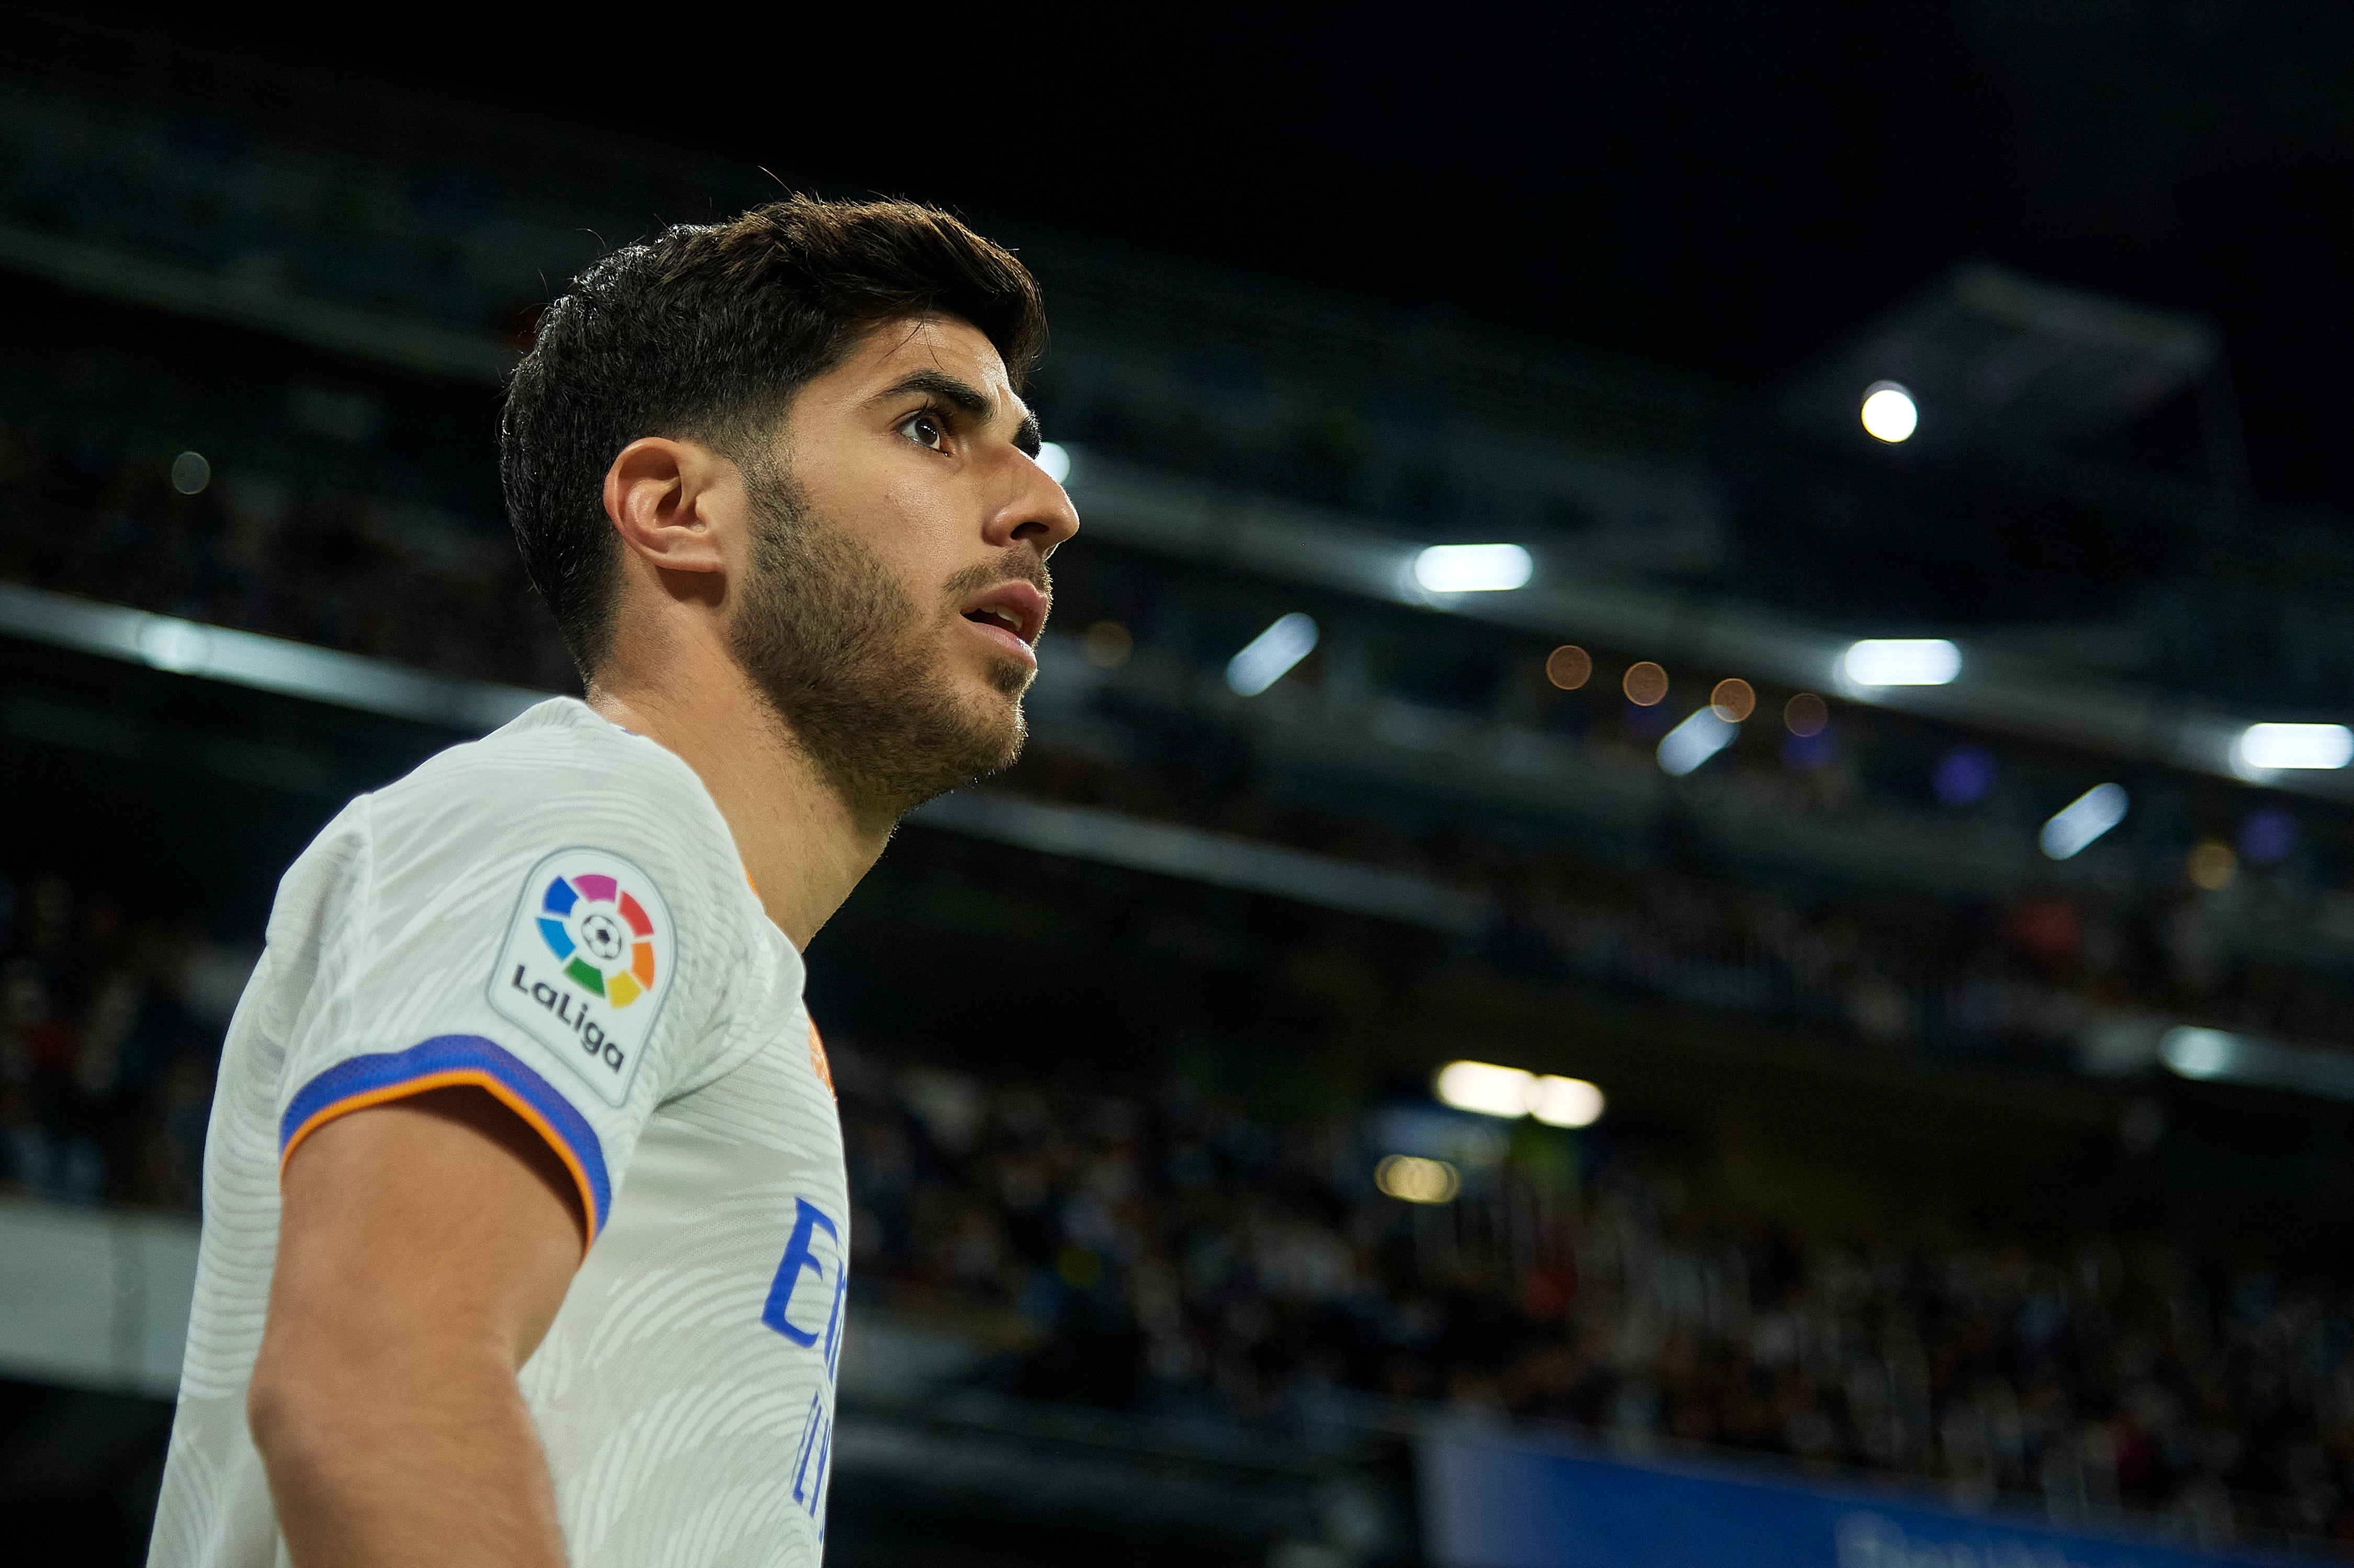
[500,195,1047,677]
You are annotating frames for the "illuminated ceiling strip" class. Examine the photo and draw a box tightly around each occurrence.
[911,790,1484,935]
[0,583,1478,933]
[2160,1026,2354,1105]
[0,583,544,729]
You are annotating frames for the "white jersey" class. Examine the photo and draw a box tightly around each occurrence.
[149,698,850,1568]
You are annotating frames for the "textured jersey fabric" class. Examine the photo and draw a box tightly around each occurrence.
[148,698,849,1568]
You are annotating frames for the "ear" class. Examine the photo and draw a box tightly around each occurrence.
[602,437,730,576]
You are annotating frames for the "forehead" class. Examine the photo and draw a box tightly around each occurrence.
[842,314,1015,401]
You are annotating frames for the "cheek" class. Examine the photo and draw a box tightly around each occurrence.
[870,478,971,593]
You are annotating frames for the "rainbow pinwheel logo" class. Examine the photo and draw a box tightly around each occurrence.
[538,872,658,1007]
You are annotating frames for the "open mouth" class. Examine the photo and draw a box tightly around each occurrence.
[963,603,1031,640]
[957,581,1046,657]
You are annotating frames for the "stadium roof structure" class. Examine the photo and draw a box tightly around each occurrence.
[1781,263,2222,458]
[0,224,2341,806]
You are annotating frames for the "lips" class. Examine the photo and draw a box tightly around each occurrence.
[958,580,1047,660]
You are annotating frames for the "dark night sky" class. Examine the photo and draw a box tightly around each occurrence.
[128,2,2354,513]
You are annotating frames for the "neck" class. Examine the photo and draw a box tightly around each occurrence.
[585,660,892,952]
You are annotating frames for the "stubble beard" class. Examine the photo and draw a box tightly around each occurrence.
[729,465,1034,822]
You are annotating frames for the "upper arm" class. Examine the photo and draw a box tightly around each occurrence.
[255,1087,584,1418]
[253,747,740,1404]
[269,753,735,1244]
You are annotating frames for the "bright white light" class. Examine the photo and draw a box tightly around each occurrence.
[2235,723,2353,771]
[1434,1060,1536,1119]
[1860,381,1918,444]
[1033,441,1071,484]
[1657,707,1738,777]
[1225,612,1319,697]
[1412,544,1533,594]
[137,617,211,674]
[1841,639,1961,687]
[1530,1075,1605,1128]
[2160,1027,2242,1081]
[1433,1061,1604,1127]
[2040,782,2129,860]
[1374,1154,1461,1204]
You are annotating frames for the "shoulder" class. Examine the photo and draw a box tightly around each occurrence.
[367,699,737,872]
[300,700,755,971]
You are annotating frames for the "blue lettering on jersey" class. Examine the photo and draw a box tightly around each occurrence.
[765,1196,847,1537]
[763,1199,842,1347]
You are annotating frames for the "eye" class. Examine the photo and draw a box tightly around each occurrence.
[898,409,949,451]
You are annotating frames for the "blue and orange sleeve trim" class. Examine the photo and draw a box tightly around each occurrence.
[278,1035,613,1245]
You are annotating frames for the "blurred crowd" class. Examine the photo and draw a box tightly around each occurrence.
[0,871,233,1210]
[832,1044,2354,1549]
[0,422,574,690]
[9,859,2354,1548]
[997,742,2345,1075]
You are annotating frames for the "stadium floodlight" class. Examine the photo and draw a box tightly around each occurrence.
[2159,1027,2242,1081]
[1033,441,1071,484]
[1225,612,1319,697]
[1433,1060,1537,1118]
[1860,381,1918,443]
[2040,782,2129,860]
[1374,1154,1461,1204]
[1412,543,1533,594]
[2234,723,2353,772]
[1840,639,1961,688]
[1529,1075,1605,1128]
[1657,707,1737,777]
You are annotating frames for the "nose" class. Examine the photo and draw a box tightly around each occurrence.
[985,448,1082,557]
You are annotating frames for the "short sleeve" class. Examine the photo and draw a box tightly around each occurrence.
[271,746,744,1245]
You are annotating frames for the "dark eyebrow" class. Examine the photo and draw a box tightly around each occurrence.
[876,369,992,421]
[877,368,1040,455]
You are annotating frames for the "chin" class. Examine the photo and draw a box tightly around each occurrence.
[973,696,1028,774]
[982,653,1035,701]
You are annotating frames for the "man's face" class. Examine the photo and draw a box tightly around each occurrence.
[725,315,1080,816]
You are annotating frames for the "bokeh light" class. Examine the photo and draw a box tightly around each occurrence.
[1413,543,1533,593]
[169,451,210,495]
[1659,708,1737,776]
[1710,677,1755,722]
[2240,806,2297,866]
[1225,613,1318,697]
[1434,1060,1535,1118]
[1530,1076,1605,1128]
[1623,661,1669,707]
[1860,381,1918,443]
[2187,842,2238,890]
[1841,638,1961,687]
[1932,745,1997,806]
[2041,783,2129,861]
[1784,692,1829,737]
[1374,1154,1461,1203]
[1545,644,1592,690]
[2236,723,2353,771]
[1083,620,1132,669]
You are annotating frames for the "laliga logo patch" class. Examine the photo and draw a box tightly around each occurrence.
[488,848,675,1106]
[537,871,658,1006]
